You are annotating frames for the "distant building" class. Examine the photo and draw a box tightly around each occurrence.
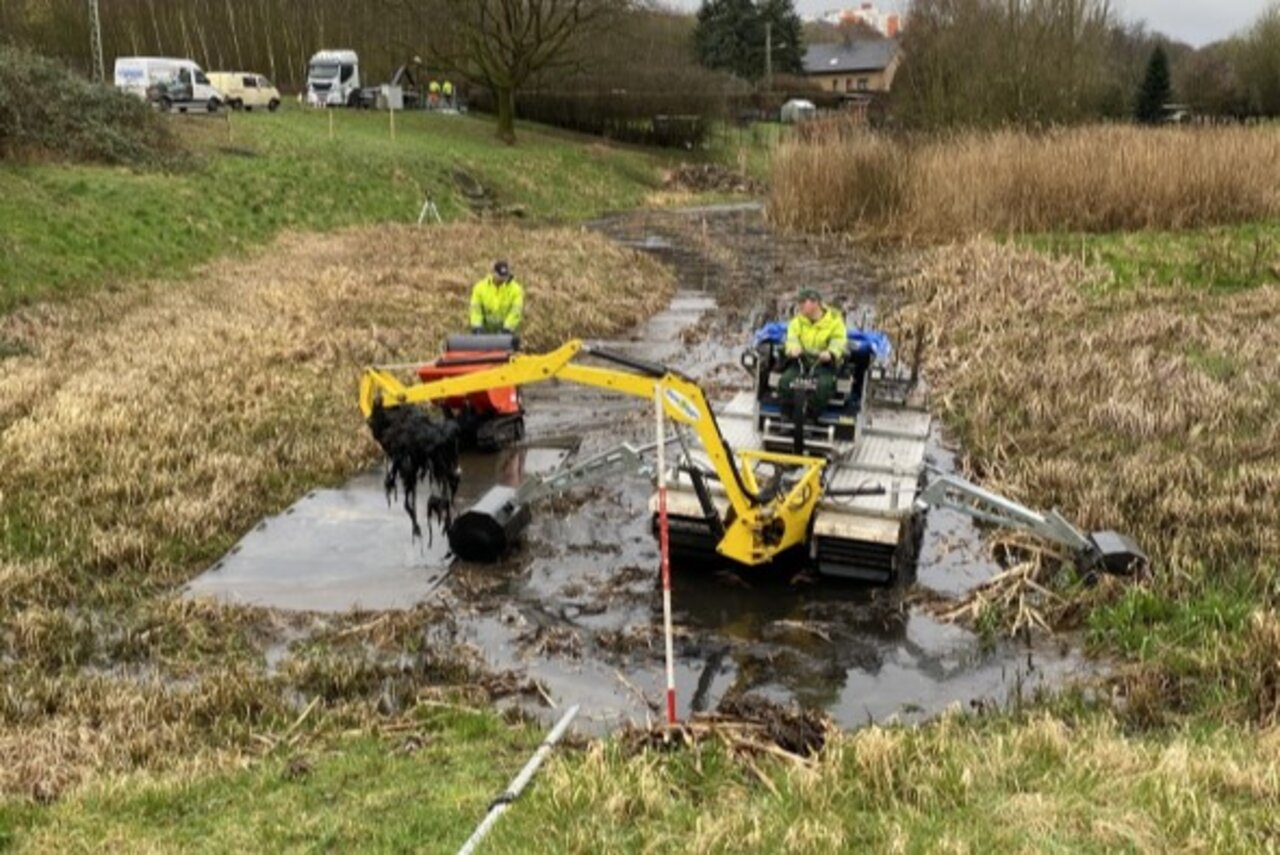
[816,4,901,38]
[802,39,902,96]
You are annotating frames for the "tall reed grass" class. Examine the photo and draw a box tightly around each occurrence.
[770,122,1280,238]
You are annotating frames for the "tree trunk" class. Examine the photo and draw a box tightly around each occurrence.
[496,85,517,144]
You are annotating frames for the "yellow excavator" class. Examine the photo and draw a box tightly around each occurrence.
[362,339,825,567]
[360,338,1147,581]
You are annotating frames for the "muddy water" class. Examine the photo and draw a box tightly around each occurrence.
[189,204,1084,730]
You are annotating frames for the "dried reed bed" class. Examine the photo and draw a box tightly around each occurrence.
[891,239,1280,720]
[770,124,1280,239]
[893,241,1280,575]
[0,223,674,798]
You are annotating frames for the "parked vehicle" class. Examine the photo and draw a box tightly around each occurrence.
[305,50,372,107]
[114,57,223,113]
[207,72,281,112]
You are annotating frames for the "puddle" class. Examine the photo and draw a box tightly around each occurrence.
[189,204,1084,730]
[186,445,570,611]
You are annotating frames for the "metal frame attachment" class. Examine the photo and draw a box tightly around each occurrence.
[915,473,1092,556]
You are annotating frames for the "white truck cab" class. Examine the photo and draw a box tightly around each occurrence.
[114,57,224,113]
[306,50,362,107]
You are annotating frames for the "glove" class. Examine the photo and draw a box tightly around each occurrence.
[785,344,802,358]
[818,351,833,363]
[470,327,482,334]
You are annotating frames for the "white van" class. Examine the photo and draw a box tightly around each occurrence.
[113,57,224,113]
[207,72,281,111]
[305,50,363,107]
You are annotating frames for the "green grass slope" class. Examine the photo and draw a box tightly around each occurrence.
[0,108,675,313]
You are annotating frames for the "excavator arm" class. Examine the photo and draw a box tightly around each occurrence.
[359,339,827,566]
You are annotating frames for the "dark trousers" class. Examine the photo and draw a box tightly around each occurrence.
[778,359,837,422]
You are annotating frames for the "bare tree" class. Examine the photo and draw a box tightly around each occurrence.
[425,0,623,143]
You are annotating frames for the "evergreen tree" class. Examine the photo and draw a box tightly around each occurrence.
[694,0,804,81]
[1135,45,1172,124]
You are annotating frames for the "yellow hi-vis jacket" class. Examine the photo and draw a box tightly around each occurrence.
[429,80,441,93]
[469,275,524,333]
[785,307,847,361]
[442,81,454,96]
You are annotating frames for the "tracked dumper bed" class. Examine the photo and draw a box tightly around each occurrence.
[661,381,931,584]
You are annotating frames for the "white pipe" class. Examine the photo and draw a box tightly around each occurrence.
[456,704,581,855]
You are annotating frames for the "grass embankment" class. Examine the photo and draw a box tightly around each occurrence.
[0,107,680,312]
[14,709,1280,850]
[0,224,674,811]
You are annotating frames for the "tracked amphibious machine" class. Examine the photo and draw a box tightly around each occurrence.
[359,330,1146,583]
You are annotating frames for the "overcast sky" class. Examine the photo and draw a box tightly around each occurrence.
[665,1,1265,47]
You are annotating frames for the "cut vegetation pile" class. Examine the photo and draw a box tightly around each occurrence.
[0,223,675,800]
[662,162,762,195]
[770,124,1280,238]
[890,240,1280,724]
[0,45,176,166]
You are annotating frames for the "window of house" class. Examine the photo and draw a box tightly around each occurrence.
[845,78,854,92]
[858,77,870,90]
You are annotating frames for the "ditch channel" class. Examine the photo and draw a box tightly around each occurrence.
[188,203,1084,730]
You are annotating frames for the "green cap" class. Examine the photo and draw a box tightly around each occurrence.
[797,288,822,302]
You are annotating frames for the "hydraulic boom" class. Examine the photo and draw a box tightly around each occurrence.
[361,339,828,567]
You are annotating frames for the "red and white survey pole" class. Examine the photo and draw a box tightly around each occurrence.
[654,385,677,726]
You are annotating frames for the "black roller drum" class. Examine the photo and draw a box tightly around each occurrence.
[448,485,533,562]
[445,333,517,353]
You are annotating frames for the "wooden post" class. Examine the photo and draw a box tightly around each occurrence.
[389,104,396,141]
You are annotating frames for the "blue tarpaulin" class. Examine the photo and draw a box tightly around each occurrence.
[752,322,892,361]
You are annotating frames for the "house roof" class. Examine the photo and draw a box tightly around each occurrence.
[802,40,900,75]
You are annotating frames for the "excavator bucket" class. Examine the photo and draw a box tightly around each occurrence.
[1086,530,1149,576]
